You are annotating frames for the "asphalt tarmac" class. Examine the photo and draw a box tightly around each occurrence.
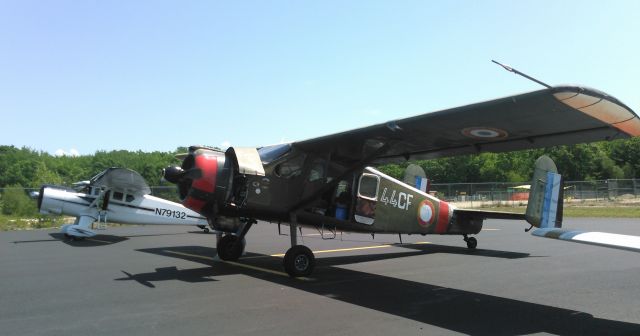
[1,218,639,336]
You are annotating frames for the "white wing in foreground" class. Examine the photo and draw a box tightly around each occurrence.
[532,228,640,253]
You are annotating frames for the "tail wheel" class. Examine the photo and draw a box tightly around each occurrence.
[283,245,315,277]
[217,235,244,261]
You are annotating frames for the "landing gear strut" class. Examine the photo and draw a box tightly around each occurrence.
[283,213,315,277]
[463,234,477,249]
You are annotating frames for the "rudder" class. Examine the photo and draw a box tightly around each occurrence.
[525,156,563,229]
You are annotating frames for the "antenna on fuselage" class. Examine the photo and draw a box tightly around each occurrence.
[491,60,551,89]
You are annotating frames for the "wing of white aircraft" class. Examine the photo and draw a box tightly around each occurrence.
[90,167,151,195]
[532,228,640,253]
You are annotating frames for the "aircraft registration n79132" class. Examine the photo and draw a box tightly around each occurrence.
[162,84,640,277]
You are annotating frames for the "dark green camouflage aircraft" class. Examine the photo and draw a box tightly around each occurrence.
[164,85,639,277]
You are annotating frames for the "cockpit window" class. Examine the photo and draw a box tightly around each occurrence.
[125,194,135,202]
[113,191,124,201]
[258,143,291,164]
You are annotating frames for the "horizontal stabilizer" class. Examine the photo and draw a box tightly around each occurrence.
[532,228,640,253]
[454,209,525,221]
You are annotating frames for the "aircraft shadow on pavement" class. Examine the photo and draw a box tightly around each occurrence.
[115,245,640,335]
[48,233,129,246]
[13,232,192,246]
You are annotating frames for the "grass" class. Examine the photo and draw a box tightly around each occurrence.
[478,205,640,218]
[0,214,68,231]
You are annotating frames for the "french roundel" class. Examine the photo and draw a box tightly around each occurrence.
[417,200,436,227]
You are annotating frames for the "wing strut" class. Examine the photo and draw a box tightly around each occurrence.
[492,60,551,89]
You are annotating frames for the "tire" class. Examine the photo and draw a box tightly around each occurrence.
[203,228,210,233]
[217,235,244,261]
[466,237,477,249]
[283,245,315,277]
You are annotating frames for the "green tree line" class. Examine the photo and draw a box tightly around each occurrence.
[0,139,639,218]
[0,146,185,188]
[378,138,640,183]
[1,139,640,190]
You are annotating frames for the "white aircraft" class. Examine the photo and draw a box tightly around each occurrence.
[38,167,210,240]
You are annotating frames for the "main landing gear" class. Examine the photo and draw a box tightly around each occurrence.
[216,219,254,261]
[217,234,245,260]
[197,225,210,233]
[463,234,477,249]
[283,213,315,277]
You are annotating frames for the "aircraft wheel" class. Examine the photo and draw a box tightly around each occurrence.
[465,237,477,249]
[203,228,210,233]
[217,235,244,261]
[283,245,315,278]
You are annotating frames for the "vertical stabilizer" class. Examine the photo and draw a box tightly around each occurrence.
[525,156,564,228]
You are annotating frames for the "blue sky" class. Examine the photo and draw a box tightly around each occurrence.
[1,1,639,155]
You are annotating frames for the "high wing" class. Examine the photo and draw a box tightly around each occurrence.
[294,86,640,164]
[90,167,151,196]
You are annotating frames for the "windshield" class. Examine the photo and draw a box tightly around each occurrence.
[258,143,291,164]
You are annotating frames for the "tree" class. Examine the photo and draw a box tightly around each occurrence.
[1,185,37,216]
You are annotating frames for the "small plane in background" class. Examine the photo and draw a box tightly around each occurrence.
[38,168,210,240]
[161,66,640,278]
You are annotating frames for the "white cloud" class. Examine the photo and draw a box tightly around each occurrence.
[54,148,80,157]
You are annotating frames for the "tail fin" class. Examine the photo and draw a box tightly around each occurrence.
[525,155,564,229]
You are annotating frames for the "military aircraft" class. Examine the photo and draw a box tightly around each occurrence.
[38,168,210,240]
[163,82,639,277]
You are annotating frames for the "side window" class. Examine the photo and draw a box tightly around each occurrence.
[112,191,124,201]
[274,154,306,178]
[334,180,349,198]
[125,194,135,202]
[308,158,326,182]
[358,174,380,200]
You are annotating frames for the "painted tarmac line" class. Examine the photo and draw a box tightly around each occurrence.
[271,241,432,257]
[86,238,114,244]
[164,250,214,261]
[162,250,311,281]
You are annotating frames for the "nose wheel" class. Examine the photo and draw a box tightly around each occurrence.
[463,235,477,249]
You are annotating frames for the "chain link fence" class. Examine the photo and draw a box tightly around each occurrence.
[431,179,640,207]
[2,180,640,212]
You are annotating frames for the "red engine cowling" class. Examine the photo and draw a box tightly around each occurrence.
[164,146,232,217]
